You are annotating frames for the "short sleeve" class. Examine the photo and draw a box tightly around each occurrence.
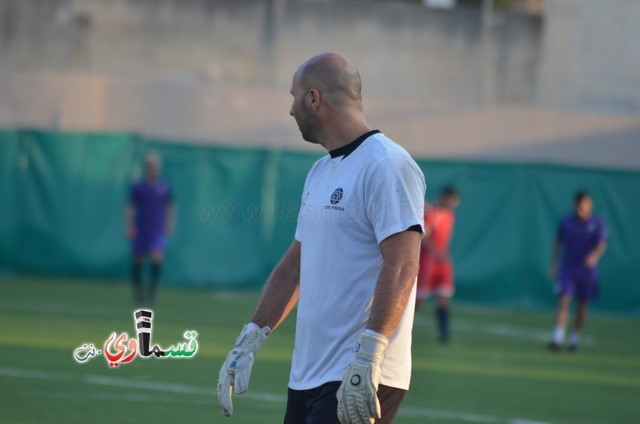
[365,156,426,244]
[597,218,608,242]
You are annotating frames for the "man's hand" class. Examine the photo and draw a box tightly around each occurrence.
[337,331,389,424]
[126,225,136,240]
[585,252,599,268]
[217,323,270,417]
[585,240,607,269]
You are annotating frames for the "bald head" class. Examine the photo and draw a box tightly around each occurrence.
[295,53,363,107]
[144,152,162,181]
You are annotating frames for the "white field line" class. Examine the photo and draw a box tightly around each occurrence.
[0,366,554,424]
[0,300,119,318]
[9,387,212,406]
[0,366,285,403]
[413,314,595,346]
[85,374,287,403]
[1,298,594,346]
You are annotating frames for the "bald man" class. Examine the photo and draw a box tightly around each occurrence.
[217,53,426,424]
[126,153,174,306]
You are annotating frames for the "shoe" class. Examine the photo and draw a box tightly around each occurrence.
[547,342,562,352]
[568,344,578,353]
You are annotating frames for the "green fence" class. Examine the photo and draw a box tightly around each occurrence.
[1,130,638,315]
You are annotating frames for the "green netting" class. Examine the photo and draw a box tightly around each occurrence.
[419,161,640,315]
[1,130,638,314]
[0,131,21,270]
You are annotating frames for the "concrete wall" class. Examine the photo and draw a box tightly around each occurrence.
[0,0,639,164]
[536,0,640,113]
[3,0,638,112]
[0,0,541,108]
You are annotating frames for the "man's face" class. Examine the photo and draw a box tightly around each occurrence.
[146,160,160,180]
[576,196,593,220]
[289,74,319,144]
[441,194,460,209]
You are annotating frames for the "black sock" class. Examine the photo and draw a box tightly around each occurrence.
[149,262,162,302]
[436,306,449,343]
[132,261,143,304]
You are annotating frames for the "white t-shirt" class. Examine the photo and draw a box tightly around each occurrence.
[290,131,426,391]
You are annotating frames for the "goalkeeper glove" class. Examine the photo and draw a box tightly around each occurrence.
[217,323,271,417]
[337,330,389,424]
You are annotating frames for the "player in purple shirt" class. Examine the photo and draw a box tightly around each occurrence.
[125,153,174,305]
[548,191,607,352]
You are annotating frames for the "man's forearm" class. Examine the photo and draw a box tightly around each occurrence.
[367,261,419,339]
[593,240,607,257]
[588,240,607,262]
[250,241,301,331]
[367,231,421,339]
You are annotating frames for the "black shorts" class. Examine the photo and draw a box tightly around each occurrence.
[284,381,406,424]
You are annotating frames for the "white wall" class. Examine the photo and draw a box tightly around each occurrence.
[0,0,639,166]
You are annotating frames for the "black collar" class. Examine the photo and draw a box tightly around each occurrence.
[329,130,380,159]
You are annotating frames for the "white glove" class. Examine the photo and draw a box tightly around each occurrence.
[337,330,389,424]
[217,323,271,417]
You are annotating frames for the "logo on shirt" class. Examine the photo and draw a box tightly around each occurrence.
[330,188,344,205]
[324,188,345,212]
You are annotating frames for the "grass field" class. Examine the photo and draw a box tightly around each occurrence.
[0,277,638,424]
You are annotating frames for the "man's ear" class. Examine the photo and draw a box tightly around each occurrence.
[307,88,321,111]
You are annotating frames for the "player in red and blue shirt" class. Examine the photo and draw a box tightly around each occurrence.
[126,153,174,306]
[548,191,607,352]
[417,186,460,344]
